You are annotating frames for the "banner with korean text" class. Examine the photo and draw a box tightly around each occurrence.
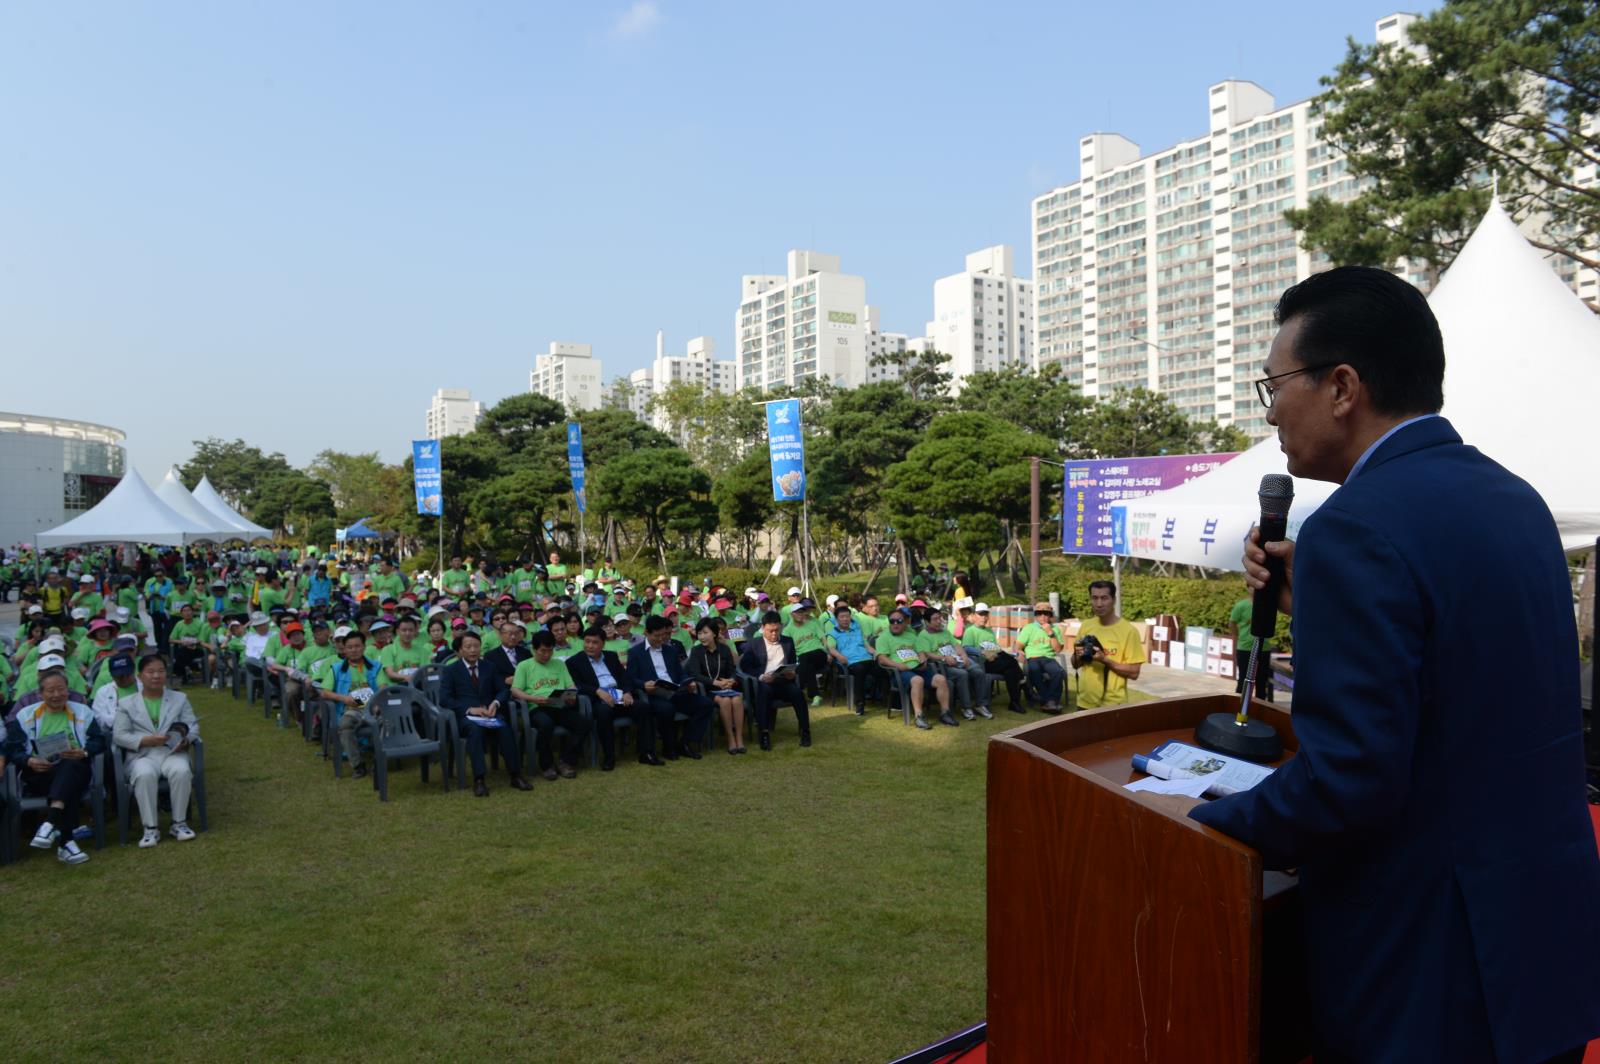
[567,422,587,513]
[412,439,442,516]
[766,399,806,502]
[1063,453,1237,555]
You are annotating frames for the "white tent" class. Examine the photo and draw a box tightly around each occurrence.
[153,467,235,542]
[37,466,219,547]
[191,474,274,541]
[1110,199,1600,569]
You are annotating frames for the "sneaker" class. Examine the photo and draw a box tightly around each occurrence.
[139,828,161,848]
[939,711,961,727]
[30,822,60,850]
[72,825,94,842]
[57,840,89,865]
[914,715,932,730]
[170,822,197,842]
[961,707,976,721]
[975,705,994,720]
[810,695,822,707]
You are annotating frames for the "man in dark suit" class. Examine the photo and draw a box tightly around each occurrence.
[566,626,642,770]
[480,619,530,707]
[738,610,810,751]
[1189,267,1600,1062]
[439,630,532,797]
[626,616,715,762]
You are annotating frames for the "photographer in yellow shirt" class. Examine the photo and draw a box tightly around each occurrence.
[1072,580,1145,708]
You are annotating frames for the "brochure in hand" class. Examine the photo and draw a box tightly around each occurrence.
[465,711,504,729]
[35,730,72,762]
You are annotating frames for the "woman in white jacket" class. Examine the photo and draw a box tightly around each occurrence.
[113,653,200,848]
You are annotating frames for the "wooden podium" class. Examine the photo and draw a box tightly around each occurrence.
[986,695,1312,1063]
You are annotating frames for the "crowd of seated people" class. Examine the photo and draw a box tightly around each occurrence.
[2,546,1115,844]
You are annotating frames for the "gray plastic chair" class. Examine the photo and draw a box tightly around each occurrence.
[112,738,208,844]
[368,687,450,801]
[3,754,107,860]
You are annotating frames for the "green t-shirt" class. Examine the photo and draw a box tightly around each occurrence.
[37,710,82,750]
[1229,598,1258,652]
[918,628,967,666]
[295,642,337,673]
[142,695,163,725]
[168,588,203,613]
[380,639,432,678]
[782,616,826,656]
[960,624,1004,658]
[271,640,302,667]
[874,629,925,669]
[546,563,568,579]
[370,572,406,602]
[510,657,573,701]
[603,637,632,657]
[258,587,286,614]
[551,638,582,662]
[72,591,104,616]
[116,587,140,611]
[170,618,211,644]
[441,568,471,596]
[853,611,888,645]
[510,568,539,599]
[1015,622,1062,660]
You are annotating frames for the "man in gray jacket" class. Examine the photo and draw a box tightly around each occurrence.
[113,652,200,848]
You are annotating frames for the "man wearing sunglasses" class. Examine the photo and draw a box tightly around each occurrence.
[872,610,954,729]
[1187,267,1599,1061]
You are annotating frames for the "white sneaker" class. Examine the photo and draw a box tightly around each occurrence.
[139,828,161,848]
[170,822,197,842]
[57,840,89,865]
[30,822,60,850]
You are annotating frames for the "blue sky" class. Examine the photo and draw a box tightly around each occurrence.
[0,1,1430,478]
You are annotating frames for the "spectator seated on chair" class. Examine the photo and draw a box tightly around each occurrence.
[689,617,746,754]
[920,608,993,721]
[824,604,877,716]
[91,652,140,732]
[1015,603,1068,712]
[439,630,531,796]
[781,600,830,708]
[319,631,383,780]
[564,628,638,773]
[736,611,810,752]
[960,603,1026,713]
[379,616,432,685]
[511,630,592,781]
[5,667,102,865]
[167,603,210,684]
[114,653,199,848]
[626,615,716,764]
[873,608,954,731]
[241,611,275,686]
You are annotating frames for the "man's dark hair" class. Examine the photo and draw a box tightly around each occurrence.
[1088,580,1115,596]
[451,631,478,651]
[528,630,555,649]
[644,615,671,634]
[583,626,608,642]
[138,651,168,673]
[1274,266,1444,416]
[761,610,782,627]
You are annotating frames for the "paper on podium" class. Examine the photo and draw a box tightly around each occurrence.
[1126,775,1211,798]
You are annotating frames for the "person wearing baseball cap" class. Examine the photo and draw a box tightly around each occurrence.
[604,614,635,656]
[1015,602,1067,711]
[960,602,1024,713]
[70,573,103,618]
[90,651,140,731]
[781,586,804,620]
[782,599,829,707]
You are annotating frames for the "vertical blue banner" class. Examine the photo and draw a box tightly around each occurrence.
[566,422,587,513]
[766,399,806,501]
[412,439,442,516]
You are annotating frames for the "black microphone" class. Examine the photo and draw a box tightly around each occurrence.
[1252,474,1294,640]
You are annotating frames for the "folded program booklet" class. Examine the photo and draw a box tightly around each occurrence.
[1130,740,1276,798]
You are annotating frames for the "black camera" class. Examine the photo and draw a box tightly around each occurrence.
[1074,632,1104,668]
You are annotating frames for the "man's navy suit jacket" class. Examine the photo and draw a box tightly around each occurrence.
[1191,416,1600,1061]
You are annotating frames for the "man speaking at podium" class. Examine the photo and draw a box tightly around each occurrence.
[1187,268,1600,1063]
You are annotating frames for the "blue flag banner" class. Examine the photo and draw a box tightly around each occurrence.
[567,422,587,513]
[766,399,806,502]
[412,439,442,516]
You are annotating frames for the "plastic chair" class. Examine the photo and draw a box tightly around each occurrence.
[877,664,914,725]
[260,668,285,722]
[2,754,107,860]
[368,687,450,801]
[112,738,208,845]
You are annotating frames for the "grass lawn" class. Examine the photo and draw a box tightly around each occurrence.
[0,677,1112,1061]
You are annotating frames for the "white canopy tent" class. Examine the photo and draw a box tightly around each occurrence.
[1109,199,1600,570]
[191,474,274,541]
[153,467,236,542]
[36,466,219,547]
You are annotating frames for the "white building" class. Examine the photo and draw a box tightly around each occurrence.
[424,388,482,439]
[1031,14,1427,440]
[736,250,870,392]
[529,342,604,413]
[927,245,1034,383]
[603,332,738,431]
[0,411,126,550]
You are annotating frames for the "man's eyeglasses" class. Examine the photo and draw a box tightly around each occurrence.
[889,616,907,625]
[1254,363,1338,408]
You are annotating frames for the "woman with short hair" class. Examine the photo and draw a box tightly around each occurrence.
[5,667,103,864]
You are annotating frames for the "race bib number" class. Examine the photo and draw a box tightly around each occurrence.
[349,686,374,705]
[981,641,999,651]
[895,648,919,662]
[939,644,959,659]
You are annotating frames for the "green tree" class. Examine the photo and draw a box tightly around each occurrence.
[809,382,941,529]
[867,347,955,404]
[882,412,1055,569]
[1286,0,1600,281]
[179,438,294,518]
[1080,388,1248,458]
[307,450,392,523]
[647,383,766,478]
[477,393,567,456]
[250,471,335,535]
[958,364,1094,457]
[589,448,714,569]
[711,450,777,567]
